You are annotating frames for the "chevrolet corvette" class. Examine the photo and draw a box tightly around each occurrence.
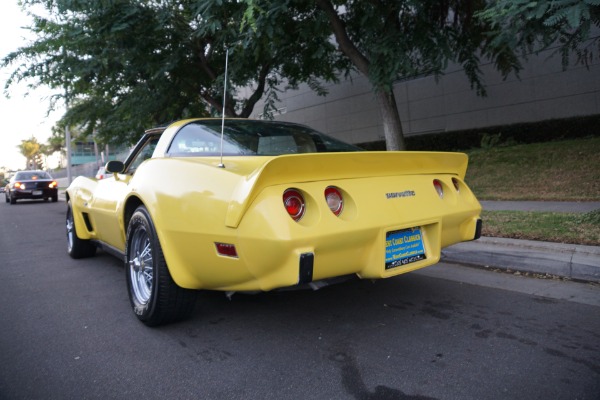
[66,118,482,326]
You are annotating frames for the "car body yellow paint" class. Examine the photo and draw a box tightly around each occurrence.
[66,119,481,292]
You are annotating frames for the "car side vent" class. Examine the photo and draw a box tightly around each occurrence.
[82,213,94,232]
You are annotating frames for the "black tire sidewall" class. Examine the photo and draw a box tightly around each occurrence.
[66,201,96,259]
[126,207,160,322]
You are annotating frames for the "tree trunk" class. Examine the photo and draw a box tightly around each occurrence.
[376,89,406,151]
[316,0,407,151]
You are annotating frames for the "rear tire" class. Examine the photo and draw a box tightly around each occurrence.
[126,205,196,326]
[66,201,97,258]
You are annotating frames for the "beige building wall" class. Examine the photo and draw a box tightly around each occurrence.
[249,45,600,144]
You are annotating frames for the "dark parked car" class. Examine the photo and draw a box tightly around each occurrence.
[5,170,58,204]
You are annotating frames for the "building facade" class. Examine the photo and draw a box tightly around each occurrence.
[248,44,600,145]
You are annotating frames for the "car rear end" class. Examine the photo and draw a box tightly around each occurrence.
[9,178,58,202]
[231,172,481,291]
[163,151,481,292]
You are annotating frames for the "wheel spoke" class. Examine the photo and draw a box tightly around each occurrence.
[129,227,153,305]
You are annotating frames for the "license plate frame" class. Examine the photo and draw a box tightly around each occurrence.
[385,227,426,270]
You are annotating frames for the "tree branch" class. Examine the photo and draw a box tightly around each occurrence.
[315,0,371,76]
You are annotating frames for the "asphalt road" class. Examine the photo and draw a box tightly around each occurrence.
[1,198,599,400]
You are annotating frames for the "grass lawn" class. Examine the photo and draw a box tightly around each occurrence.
[481,210,600,246]
[465,136,600,201]
[464,136,600,245]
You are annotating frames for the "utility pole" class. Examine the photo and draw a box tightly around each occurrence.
[66,125,72,185]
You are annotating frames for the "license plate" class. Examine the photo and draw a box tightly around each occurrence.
[385,227,426,269]
[32,190,42,195]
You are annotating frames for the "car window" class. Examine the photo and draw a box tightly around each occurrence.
[167,120,361,157]
[15,171,51,180]
[126,136,160,174]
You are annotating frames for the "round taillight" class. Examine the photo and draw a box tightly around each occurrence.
[283,189,305,221]
[325,186,343,216]
[433,179,444,199]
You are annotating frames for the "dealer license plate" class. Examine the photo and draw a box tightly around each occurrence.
[32,190,42,196]
[385,227,426,270]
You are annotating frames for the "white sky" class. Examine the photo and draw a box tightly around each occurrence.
[0,1,63,170]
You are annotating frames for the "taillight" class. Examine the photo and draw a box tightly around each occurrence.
[433,180,444,199]
[325,186,343,216]
[452,178,460,192]
[283,189,305,222]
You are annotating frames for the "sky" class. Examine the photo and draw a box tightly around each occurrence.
[0,1,63,171]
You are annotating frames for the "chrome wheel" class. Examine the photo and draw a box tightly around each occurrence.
[128,225,153,306]
[126,205,196,326]
[66,208,74,252]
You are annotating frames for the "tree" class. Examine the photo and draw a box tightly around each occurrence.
[18,137,41,169]
[3,0,342,146]
[46,129,65,155]
[476,0,600,68]
[244,0,527,150]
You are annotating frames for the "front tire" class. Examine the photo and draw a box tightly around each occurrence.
[66,201,97,258]
[126,205,196,326]
[9,193,16,204]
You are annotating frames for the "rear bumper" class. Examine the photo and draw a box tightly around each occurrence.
[162,213,481,292]
[11,188,58,200]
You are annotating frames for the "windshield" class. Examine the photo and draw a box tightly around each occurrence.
[167,120,362,157]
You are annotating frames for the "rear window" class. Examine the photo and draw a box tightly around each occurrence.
[15,171,52,180]
[167,120,361,157]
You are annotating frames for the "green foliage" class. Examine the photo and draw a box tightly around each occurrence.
[476,0,600,68]
[18,137,41,169]
[3,0,341,145]
[5,0,598,149]
[577,209,600,225]
[466,136,600,201]
[482,210,600,245]
[317,0,521,96]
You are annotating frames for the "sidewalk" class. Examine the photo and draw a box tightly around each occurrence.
[442,201,600,283]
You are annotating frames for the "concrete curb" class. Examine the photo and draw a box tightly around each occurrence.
[442,237,600,283]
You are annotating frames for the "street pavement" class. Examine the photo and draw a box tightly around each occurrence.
[443,201,600,283]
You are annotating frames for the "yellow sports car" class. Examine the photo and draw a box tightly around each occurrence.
[66,119,482,326]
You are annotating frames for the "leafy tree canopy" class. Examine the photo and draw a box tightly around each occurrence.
[477,0,600,68]
[3,0,342,145]
[5,1,598,151]
[18,137,41,169]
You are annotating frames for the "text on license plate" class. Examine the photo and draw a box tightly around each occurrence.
[385,227,426,269]
[32,190,42,195]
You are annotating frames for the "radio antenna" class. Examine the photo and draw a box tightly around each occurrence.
[218,48,229,169]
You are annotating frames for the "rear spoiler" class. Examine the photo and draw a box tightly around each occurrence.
[225,151,468,228]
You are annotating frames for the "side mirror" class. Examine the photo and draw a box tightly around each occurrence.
[105,160,125,174]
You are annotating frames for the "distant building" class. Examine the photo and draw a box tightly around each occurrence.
[70,140,129,166]
[248,43,600,145]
